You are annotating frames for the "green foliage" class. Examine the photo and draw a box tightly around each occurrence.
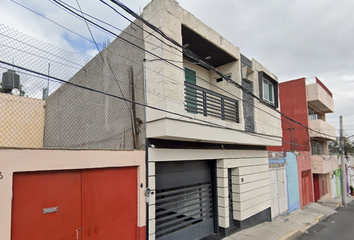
[0,82,25,96]
[329,135,354,155]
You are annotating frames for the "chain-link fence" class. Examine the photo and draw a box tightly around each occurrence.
[0,24,145,150]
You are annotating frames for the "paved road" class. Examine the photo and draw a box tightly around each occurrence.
[298,201,354,240]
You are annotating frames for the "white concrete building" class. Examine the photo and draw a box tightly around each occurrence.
[140,0,282,239]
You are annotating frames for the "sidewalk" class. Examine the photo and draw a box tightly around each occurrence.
[223,196,354,240]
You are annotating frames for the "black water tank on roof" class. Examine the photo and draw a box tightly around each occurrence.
[1,70,20,93]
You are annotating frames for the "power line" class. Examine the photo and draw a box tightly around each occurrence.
[1,59,296,147]
[74,0,132,115]
[106,0,337,140]
[9,0,283,125]
[8,0,338,140]
[51,0,284,127]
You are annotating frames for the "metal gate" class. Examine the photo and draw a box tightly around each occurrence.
[155,161,215,240]
[11,167,138,240]
[330,175,337,199]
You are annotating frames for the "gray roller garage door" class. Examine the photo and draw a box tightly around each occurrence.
[155,161,215,240]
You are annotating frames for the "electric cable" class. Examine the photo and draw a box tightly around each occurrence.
[7,0,284,125]
[0,60,302,148]
[7,0,338,141]
[107,0,337,140]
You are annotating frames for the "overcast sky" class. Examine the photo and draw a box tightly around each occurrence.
[1,0,354,138]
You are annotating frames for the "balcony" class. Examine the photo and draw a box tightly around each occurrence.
[312,155,339,174]
[184,82,239,123]
[306,82,334,113]
[146,80,280,146]
[308,119,336,141]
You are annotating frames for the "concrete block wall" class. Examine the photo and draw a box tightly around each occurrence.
[44,20,146,150]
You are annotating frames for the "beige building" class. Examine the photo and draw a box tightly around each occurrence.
[0,93,45,148]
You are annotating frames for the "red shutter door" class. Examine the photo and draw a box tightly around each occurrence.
[11,171,82,240]
[81,167,138,240]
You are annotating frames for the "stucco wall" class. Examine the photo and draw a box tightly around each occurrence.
[306,83,334,113]
[312,155,339,174]
[0,93,45,148]
[0,149,146,240]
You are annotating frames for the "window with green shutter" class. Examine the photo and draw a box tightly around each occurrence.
[184,68,198,113]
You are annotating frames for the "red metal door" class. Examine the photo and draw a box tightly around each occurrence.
[301,170,311,206]
[11,171,82,240]
[313,174,320,202]
[81,167,137,240]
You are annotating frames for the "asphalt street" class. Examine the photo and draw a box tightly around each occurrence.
[298,201,354,240]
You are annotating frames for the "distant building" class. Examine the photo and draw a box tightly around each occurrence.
[275,77,337,208]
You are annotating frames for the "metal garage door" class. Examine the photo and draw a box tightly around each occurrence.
[11,167,137,240]
[155,161,215,240]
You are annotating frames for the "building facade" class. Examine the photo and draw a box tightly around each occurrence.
[276,77,336,208]
[0,0,283,239]
[141,0,281,239]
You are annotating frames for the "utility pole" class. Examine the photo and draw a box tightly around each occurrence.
[340,116,347,207]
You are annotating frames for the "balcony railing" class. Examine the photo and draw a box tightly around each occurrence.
[184,82,239,123]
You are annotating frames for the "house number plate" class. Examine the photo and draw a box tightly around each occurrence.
[43,206,58,214]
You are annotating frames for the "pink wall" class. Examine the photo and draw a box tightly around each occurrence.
[297,151,314,208]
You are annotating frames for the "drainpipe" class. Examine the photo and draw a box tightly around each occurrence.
[143,59,149,239]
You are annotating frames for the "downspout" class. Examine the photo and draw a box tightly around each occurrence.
[143,59,149,239]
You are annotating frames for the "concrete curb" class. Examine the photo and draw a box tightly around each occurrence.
[276,214,325,240]
[335,203,342,209]
[276,230,301,240]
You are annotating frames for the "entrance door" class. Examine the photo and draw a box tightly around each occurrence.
[270,168,288,218]
[285,153,300,212]
[12,167,137,240]
[11,171,82,240]
[302,170,312,205]
[155,161,215,240]
[82,167,137,240]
